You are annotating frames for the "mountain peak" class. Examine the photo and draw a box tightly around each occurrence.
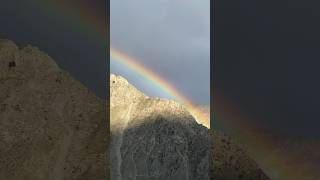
[110,74,199,130]
[110,73,270,180]
[110,74,210,179]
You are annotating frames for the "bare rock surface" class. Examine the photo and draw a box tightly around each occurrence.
[0,39,108,180]
[111,74,270,180]
[110,74,210,180]
[211,131,270,180]
[0,38,270,180]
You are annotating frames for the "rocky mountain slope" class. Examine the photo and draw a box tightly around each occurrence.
[110,74,270,180]
[211,131,270,180]
[0,38,270,180]
[0,39,108,180]
[110,74,210,180]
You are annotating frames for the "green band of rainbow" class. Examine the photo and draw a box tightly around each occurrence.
[32,1,311,179]
[111,48,210,127]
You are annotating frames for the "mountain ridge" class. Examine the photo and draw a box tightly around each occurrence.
[0,39,270,179]
[110,73,210,180]
[0,39,108,180]
[110,73,270,180]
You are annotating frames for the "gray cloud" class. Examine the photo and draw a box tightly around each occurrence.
[111,0,210,105]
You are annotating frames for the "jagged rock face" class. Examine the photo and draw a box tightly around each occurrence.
[211,131,270,180]
[110,74,270,180]
[110,74,210,180]
[0,40,108,180]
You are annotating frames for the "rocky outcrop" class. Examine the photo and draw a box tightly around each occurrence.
[110,74,270,180]
[0,40,108,180]
[110,74,210,180]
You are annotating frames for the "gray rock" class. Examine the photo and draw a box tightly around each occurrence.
[110,74,210,180]
[0,40,108,180]
[0,38,270,180]
[110,74,271,180]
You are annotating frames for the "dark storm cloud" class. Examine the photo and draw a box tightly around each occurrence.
[111,0,210,104]
[214,0,320,137]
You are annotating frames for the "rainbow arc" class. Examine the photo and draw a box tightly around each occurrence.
[111,48,210,128]
[32,1,310,179]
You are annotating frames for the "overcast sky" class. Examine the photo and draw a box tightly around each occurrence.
[110,0,210,105]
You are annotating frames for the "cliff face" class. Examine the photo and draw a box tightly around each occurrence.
[0,40,108,180]
[110,74,270,180]
[110,74,210,180]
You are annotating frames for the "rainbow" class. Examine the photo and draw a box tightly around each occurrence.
[111,48,210,128]
[213,92,310,180]
[31,1,316,179]
[33,0,210,127]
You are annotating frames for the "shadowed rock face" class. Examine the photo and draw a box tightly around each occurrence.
[0,39,270,180]
[197,107,270,179]
[0,40,108,180]
[110,74,210,180]
[211,131,270,180]
[111,74,270,180]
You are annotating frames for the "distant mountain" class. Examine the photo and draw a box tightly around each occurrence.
[0,39,108,180]
[110,74,270,180]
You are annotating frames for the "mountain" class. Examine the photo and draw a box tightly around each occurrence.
[211,131,270,180]
[0,38,270,180]
[0,39,108,180]
[110,74,270,180]
[110,74,210,180]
